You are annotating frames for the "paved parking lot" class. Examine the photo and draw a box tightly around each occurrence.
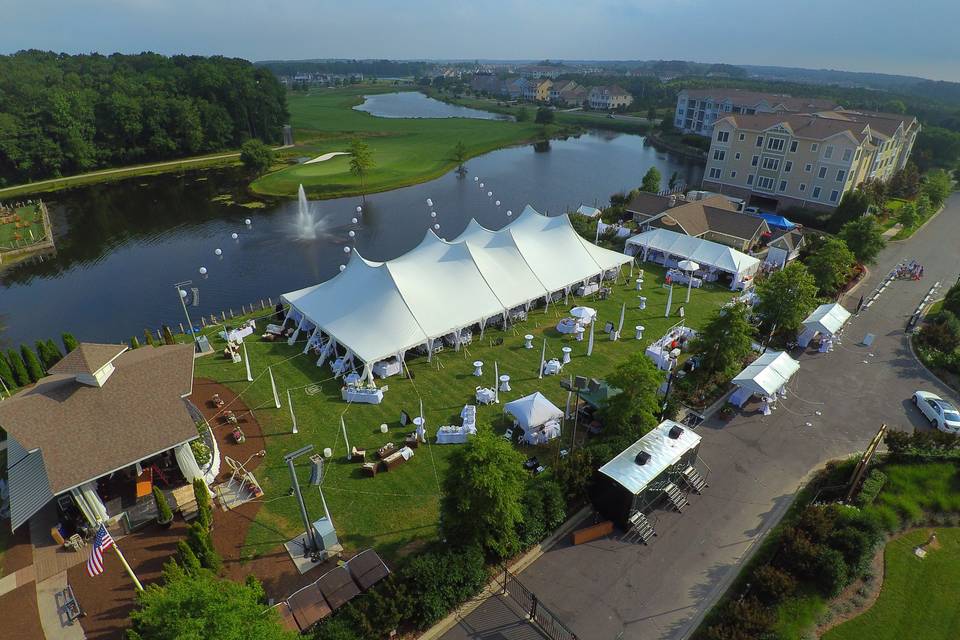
[445,194,960,640]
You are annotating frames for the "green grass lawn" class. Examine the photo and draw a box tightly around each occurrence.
[192,264,734,561]
[251,86,553,199]
[823,527,960,640]
[0,204,45,249]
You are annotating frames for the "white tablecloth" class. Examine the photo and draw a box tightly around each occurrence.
[556,318,579,334]
[542,359,562,376]
[476,387,496,404]
[436,425,475,444]
[373,359,402,378]
[577,282,599,296]
[342,387,384,404]
[523,419,561,445]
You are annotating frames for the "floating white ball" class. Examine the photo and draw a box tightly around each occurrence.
[507,211,513,217]
[473,176,479,182]
[339,264,346,272]
[433,223,440,230]
[343,246,351,253]
[356,205,362,213]
[179,289,188,299]
[348,230,356,238]
[487,191,492,197]
[231,232,239,240]
[479,182,484,188]
[214,248,222,256]
[351,217,358,224]
[430,211,437,218]
[426,198,433,206]
[244,218,251,226]
[495,200,501,206]
[199,266,208,275]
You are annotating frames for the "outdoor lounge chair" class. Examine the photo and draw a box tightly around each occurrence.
[503,428,514,441]
[350,446,366,462]
[361,462,378,477]
[376,443,396,460]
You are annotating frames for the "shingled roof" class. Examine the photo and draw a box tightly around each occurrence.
[48,343,127,376]
[0,343,196,496]
[647,196,768,242]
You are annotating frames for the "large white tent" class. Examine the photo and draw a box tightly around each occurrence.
[797,303,851,347]
[730,351,799,406]
[625,228,760,289]
[281,207,632,370]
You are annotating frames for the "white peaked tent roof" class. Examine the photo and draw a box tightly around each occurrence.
[802,302,851,336]
[503,392,563,430]
[599,421,701,495]
[732,351,800,397]
[576,204,602,218]
[626,228,760,275]
[451,219,550,309]
[281,207,632,365]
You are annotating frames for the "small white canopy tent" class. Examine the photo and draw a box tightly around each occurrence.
[576,204,602,218]
[797,303,851,348]
[730,351,800,407]
[503,392,563,430]
[625,228,760,289]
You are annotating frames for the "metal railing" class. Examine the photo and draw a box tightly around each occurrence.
[497,567,579,640]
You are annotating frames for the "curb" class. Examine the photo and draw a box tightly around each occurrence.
[906,320,960,400]
[887,203,946,243]
[417,504,592,640]
[840,264,871,306]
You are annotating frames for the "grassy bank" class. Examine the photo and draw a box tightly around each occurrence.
[251,86,559,199]
[189,264,732,561]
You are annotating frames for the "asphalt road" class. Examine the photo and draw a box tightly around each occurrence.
[444,193,960,640]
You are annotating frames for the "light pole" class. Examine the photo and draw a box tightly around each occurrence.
[175,280,199,348]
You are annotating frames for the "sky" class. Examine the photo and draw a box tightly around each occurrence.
[2,0,958,82]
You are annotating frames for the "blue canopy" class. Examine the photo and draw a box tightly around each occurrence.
[759,213,796,230]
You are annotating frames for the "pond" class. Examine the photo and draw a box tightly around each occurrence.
[353,91,512,120]
[0,130,703,347]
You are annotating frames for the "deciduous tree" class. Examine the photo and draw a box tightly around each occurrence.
[839,216,886,264]
[348,138,375,202]
[601,352,665,441]
[690,302,756,382]
[755,262,819,337]
[805,237,855,295]
[640,166,661,193]
[534,106,555,125]
[239,139,274,176]
[451,140,468,176]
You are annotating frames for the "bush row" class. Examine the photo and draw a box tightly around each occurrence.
[0,332,77,390]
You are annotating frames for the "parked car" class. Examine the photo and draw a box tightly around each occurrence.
[912,391,960,433]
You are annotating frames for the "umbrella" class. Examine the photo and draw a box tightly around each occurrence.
[569,306,596,320]
[678,259,700,272]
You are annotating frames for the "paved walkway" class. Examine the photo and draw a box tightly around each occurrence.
[445,193,960,640]
[35,573,85,639]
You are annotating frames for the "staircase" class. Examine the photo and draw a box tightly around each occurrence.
[682,465,707,494]
[663,483,689,512]
[624,511,656,545]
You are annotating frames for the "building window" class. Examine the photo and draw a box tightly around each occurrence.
[713,149,726,161]
[824,145,834,159]
[730,170,737,178]
[790,140,799,153]
[818,166,827,179]
[762,157,780,171]
[854,148,862,161]
[784,161,793,172]
[812,186,822,199]
[677,108,685,116]
[811,143,819,152]
[756,136,764,147]
[836,169,846,182]
[708,167,722,179]
[804,163,812,172]
[735,152,741,160]
[779,180,788,192]
[751,155,759,167]
[747,174,755,186]
[842,148,853,162]
[799,183,806,192]
[716,130,729,143]
[767,138,785,151]
[738,133,745,141]
[757,176,775,190]
[830,190,840,202]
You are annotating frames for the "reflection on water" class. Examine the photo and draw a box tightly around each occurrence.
[353,91,512,120]
[0,130,702,346]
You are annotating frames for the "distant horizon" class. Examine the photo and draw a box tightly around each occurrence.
[1,0,956,83]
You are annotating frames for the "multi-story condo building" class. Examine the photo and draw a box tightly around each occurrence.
[701,109,920,211]
[588,85,633,110]
[675,88,838,137]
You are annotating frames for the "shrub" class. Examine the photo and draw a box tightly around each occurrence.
[313,617,363,640]
[44,339,63,367]
[775,527,821,579]
[856,469,887,506]
[130,335,140,349]
[827,526,876,577]
[162,325,176,345]
[518,475,567,547]
[240,138,275,175]
[0,353,14,390]
[61,332,79,353]
[20,344,44,382]
[193,478,213,531]
[812,547,849,597]
[176,539,202,574]
[186,522,221,573]
[153,485,174,523]
[703,595,776,639]
[143,329,155,346]
[399,545,487,629]
[191,440,212,467]
[752,564,797,605]
[5,350,29,386]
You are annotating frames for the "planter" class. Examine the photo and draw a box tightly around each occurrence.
[157,516,174,529]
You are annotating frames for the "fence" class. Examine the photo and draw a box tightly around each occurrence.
[495,566,578,640]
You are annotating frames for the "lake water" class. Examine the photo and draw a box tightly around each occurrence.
[0,130,702,347]
[353,91,512,120]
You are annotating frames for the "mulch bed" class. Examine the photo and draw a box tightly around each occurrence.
[191,378,267,484]
[0,584,44,640]
[67,519,189,638]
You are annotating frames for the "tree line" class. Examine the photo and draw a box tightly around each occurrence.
[0,51,289,186]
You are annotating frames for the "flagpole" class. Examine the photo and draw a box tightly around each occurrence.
[113,544,144,591]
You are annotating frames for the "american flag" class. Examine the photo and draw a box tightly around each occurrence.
[86,524,115,577]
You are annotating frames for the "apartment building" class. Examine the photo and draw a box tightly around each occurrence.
[549,80,586,105]
[522,79,553,102]
[675,88,838,137]
[701,109,920,211]
[588,85,634,110]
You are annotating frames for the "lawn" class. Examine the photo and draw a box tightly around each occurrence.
[0,204,45,249]
[823,527,960,640]
[192,263,735,561]
[251,86,552,199]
